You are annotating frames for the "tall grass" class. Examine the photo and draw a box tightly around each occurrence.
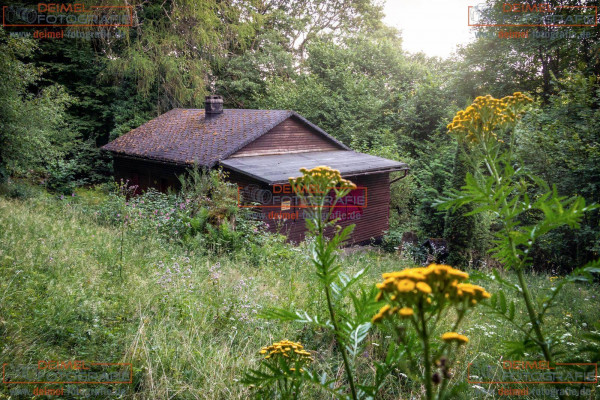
[0,193,598,399]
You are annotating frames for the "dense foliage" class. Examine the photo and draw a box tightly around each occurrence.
[1,0,598,281]
[1,1,600,396]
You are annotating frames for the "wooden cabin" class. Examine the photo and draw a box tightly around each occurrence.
[102,95,409,244]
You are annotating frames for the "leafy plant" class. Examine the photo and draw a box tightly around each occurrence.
[244,167,377,399]
[244,166,489,400]
[435,92,599,375]
[245,340,314,399]
[372,264,491,400]
[45,159,81,195]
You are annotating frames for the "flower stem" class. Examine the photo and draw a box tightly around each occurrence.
[420,305,433,400]
[324,282,358,400]
[316,201,358,400]
[516,269,552,361]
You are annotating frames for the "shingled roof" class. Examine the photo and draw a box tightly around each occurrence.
[102,108,349,167]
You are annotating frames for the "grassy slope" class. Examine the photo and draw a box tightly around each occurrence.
[0,195,598,399]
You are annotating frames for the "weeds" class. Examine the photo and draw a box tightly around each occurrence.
[436,92,600,395]
[0,172,598,399]
[245,167,492,399]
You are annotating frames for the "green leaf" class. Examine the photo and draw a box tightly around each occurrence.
[508,301,515,321]
[498,290,507,314]
[345,322,371,359]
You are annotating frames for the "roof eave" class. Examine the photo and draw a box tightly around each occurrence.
[220,161,409,185]
[104,151,208,168]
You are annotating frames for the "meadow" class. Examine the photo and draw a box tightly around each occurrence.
[2,0,600,397]
[0,187,598,399]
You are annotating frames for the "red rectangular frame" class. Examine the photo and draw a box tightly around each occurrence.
[468,5,597,27]
[236,186,368,209]
[467,362,598,384]
[2,5,134,27]
[3,362,133,385]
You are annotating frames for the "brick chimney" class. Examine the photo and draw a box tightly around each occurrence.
[205,95,223,115]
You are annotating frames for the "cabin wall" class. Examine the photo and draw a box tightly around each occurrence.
[263,172,390,244]
[227,171,390,245]
[113,160,392,245]
[113,157,186,193]
[229,116,342,158]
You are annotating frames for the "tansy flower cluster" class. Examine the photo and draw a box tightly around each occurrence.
[372,264,491,323]
[446,92,533,144]
[259,340,314,363]
[289,166,356,197]
[441,332,469,344]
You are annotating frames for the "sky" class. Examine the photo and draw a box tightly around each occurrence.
[383,0,481,58]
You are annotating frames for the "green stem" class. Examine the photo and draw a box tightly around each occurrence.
[483,146,564,398]
[420,304,433,400]
[397,325,418,373]
[437,375,450,400]
[324,283,358,400]
[315,200,358,400]
[516,269,552,362]
[491,156,552,363]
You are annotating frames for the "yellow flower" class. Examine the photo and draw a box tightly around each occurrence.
[372,304,395,323]
[416,281,432,294]
[447,92,531,144]
[455,283,491,301]
[379,304,391,314]
[374,263,490,328]
[260,340,314,362]
[441,332,469,344]
[397,279,416,292]
[399,307,414,318]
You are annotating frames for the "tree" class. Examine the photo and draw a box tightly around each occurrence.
[515,72,600,270]
[453,0,600,101]
[444,142,479,268]
[0,28,72,178]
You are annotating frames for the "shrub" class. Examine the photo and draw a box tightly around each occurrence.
[0,179,43,199]
[380,228,403,253]
[437,92,599,372]
[45,159,83,195]
[92,171,272,257]
[0,164,8,184]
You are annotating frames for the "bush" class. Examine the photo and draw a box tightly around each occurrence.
[380,228,402,253]
[45,159,83,195]
[0,165,8,184]
[92,172,273,257]
[0,179,43,200]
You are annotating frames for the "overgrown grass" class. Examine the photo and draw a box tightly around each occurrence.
[0,192,598,399]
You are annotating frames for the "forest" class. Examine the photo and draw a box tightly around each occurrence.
[0,0,599,399]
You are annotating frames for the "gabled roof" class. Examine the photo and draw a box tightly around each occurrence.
[101,108,349,167]
[220,150,409,184]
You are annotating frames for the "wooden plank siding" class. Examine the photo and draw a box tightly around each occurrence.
[229,116,343,158]
[113,156,186,193]
[226,171,391,245]
[112,158,392,245]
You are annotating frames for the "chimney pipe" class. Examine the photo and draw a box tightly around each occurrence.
[205,95,223,115]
